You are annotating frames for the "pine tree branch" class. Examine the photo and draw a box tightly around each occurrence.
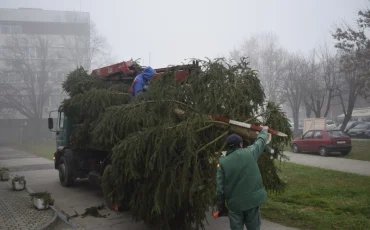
[114,92,130,96]
[127,100,202,114]
[196,124,213,132]
[205,120,230,127]
[218,142,227,155]
[196,130,229,154]
[243,111,268,123]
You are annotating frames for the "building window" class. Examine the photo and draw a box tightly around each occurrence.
[36,47,43,59]
[11,25,22,34]
[0,25,22,34]
[8,72,22,83]
[0,25,11,34]
[48,47,58,59]
[28,47,36,59]
[0,47,13,59]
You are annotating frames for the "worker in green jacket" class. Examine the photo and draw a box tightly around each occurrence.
[216,126,271,230]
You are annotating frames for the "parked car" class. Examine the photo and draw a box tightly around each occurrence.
[291,129,352,156]
[365,130,370,138]
[335,121,360,134]
[326,120,337,130]
[347,122,370,138]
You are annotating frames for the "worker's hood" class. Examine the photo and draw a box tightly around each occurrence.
[142,66,156,82]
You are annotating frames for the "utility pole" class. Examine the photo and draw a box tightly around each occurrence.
[149,52,151,66]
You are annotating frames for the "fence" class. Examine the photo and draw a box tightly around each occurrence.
[0,119,53,145]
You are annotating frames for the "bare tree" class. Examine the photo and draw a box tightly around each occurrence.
[61,20,112,71]
[0,34,59,138]
[333,5,370,130]
[303,46,339,118]
[230,32,288,104]
[281,53,307,131]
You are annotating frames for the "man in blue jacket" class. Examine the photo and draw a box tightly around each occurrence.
[130,66,157,99]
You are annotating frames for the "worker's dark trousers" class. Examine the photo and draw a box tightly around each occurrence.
[228,206,261,230]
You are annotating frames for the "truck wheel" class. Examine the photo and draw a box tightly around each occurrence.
[101,165,115,210]
[59,156,74,187]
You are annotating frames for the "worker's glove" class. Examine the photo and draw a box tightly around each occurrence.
[217,203,228,216]
[266,133,272,144]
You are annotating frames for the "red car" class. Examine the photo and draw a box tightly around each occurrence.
[291,130,352,156]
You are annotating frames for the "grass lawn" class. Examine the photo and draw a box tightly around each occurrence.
[262,162,370,230]
[344,140,370,161]
[10,140,55,160]
[285,140,370,161]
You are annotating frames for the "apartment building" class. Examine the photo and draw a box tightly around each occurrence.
[0,8,90,142]
[0,7,90,116]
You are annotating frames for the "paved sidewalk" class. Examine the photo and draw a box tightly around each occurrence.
[0,176,56,230]
[284,151,370,176]
[0,147,297,230]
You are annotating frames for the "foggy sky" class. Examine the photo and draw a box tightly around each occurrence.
[1,0,368,68]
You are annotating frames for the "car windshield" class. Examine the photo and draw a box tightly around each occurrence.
[328,130,346,137]
[353,123,369,129]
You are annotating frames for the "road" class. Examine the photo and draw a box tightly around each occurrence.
[352,138,370,142]
[0,147,296,230]
[284,151,370,176]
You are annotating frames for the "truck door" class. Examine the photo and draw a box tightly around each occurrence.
[56,111,66,147]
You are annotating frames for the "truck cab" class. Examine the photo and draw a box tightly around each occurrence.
[50,106,72,150]
[48,107,110,187]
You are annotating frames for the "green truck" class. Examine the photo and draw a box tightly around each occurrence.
[47,61,198,209]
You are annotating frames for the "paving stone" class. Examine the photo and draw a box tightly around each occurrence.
[0,178,55,230]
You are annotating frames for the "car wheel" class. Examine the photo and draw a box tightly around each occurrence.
[341,151,349,156]
[292,144,300,153]
[319,147,328,157]
[59,156,74,187]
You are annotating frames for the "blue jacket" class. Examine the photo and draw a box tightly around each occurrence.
[130,66,156,98]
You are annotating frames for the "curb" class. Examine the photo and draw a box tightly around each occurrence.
[39,210,58,230]
[50,205,81,229]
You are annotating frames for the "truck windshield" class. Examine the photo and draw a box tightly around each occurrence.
[328,130,346,137]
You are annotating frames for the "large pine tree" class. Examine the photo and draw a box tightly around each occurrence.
[62,58,292,230]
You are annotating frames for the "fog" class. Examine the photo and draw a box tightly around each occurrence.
[0,0,369,144]
[1,2,369,230]
[1,0,368,67]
